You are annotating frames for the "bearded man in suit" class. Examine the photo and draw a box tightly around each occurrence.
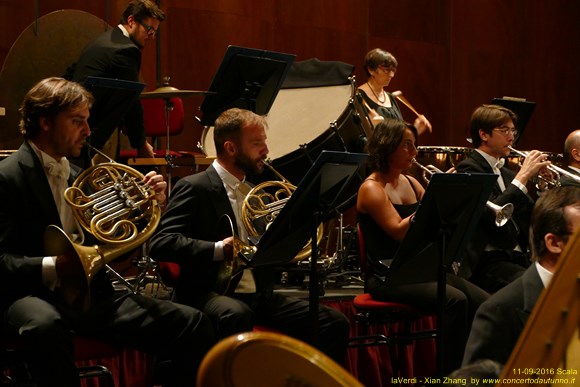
[149,108,350,364]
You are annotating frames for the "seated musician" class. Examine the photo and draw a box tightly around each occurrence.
[562,129,580,187]
[357,48,432,134]
[356,117,489,375]
[455,104,550,293]
[149,108,350,364]
[0,77,215,386]
[462,186,580,366]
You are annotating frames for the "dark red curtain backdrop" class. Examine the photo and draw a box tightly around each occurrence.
[1,0,580,155]
[71,298,436,387]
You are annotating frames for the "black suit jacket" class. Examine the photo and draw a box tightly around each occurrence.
[68,26,145,151]
[149,164,274,306]
[462,264,543,365]
[0,142,112,310]
[559,166,580,187]
[455,151,534,278]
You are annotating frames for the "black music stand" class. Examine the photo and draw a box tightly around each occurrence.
[491,97,536,146]
[387,172,496,377]
[199,45,295,126]
[249,150,367,343]
[82,76,146,165]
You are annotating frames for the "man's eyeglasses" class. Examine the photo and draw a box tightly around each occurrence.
[140,21,158,36]
[493,125,518,137]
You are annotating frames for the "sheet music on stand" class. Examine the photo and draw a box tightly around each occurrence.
[249,151,367,267]
[248,150,367,345]
[386,172,496,376]
[82,76,146,154]
[491,96,535,146]
[200,45,296,126]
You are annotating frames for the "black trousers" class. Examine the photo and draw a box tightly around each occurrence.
[368,273,490,375]
[191,290,351,364]
[3,292,215,387]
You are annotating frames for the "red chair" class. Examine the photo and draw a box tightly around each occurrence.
[120,97,186,160]
[348,224,437,380]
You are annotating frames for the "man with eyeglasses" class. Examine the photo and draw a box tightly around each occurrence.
[462,186,580,366]
[455,104,550,293]
[65,0,164,164]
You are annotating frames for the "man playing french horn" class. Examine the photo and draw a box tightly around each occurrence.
[149,107,350,364]
[0,77,215,387]
[455,104,551,294]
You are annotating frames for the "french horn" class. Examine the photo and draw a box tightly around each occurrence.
[44,144,161,310]
[213,160,324,294]
[242,160,324,262]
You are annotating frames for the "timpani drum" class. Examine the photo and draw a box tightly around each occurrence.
[409,146,472,186]
[200,80,369,188]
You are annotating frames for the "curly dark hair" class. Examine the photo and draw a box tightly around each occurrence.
[366,118,417,173]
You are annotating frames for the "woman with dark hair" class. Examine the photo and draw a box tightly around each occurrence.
[358,48,432,134]
[356,118,489,374]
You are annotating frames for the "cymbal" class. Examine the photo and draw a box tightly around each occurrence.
[140,86,215,99]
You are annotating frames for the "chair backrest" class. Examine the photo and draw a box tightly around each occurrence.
[141,97,185,138]
[356,223,371,292]
[157,261,180,288]
[197,331,364,387]
[356,223,368,271]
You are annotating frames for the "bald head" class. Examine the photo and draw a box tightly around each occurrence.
[564,129,580,167]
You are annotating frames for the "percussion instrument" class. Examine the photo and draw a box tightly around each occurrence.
[408,146,472,186]
[201,78,368,187]
[140,85,214,99]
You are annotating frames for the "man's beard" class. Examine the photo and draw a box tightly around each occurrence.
[235,154,264,176]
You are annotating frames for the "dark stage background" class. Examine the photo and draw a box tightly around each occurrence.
[1,0,579,156]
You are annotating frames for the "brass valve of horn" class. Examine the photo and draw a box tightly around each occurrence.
[44,145,161,310]
[241,160,324,262]
[214,160,326,295]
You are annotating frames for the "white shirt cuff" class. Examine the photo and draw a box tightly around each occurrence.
[511,178,528,194]
[42,256,58,291]
[213,241,224,261]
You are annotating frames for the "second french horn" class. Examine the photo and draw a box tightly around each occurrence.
[214,160,324,294]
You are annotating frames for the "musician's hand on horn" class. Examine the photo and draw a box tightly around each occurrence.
[413,114,432,135]
[514,149,551,185]
[222,236,234,262]
[144,171,167,205]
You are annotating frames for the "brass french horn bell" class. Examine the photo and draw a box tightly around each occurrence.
[44,145,161,310]
[214,214,256,295]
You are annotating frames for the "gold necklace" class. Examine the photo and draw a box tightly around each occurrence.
[367,82,386,104]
